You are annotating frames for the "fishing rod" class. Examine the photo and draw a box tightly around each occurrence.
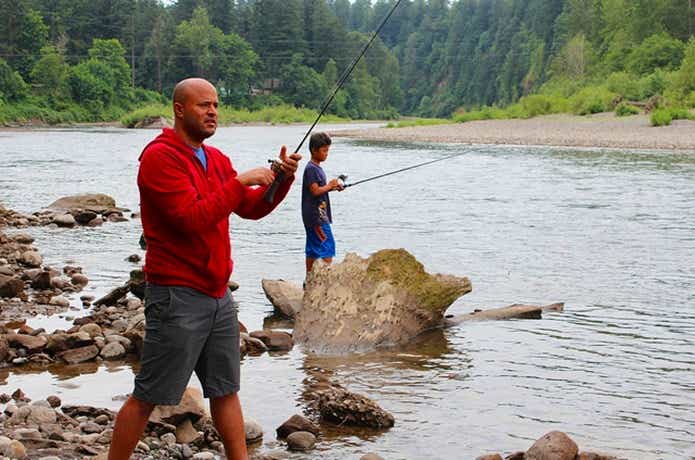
[264,0,404,203]
[339,151,468,189]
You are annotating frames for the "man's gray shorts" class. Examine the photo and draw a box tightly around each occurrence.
[133,283,240,405]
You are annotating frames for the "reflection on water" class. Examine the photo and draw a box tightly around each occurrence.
[0,127,694,459]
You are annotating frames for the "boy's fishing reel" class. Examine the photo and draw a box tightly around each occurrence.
[337,174,348,188]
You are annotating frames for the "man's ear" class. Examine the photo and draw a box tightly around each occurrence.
[173,102,184,118]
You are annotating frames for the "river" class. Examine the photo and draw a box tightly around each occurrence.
[0,125,694,459]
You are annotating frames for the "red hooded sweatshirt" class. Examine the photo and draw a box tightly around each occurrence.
[138,128,293,298]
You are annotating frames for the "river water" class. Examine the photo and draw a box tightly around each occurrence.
[0,125,693,459]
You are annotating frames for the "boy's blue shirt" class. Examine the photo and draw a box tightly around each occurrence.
[301,161,332,228]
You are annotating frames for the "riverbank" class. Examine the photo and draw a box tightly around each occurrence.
[333,112,695,151]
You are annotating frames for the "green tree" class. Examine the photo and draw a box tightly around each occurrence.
[0,5,49,77]
[279,53,327,108]
[30,45,70,103]
[627,32,685,75]
[0,58,29,102]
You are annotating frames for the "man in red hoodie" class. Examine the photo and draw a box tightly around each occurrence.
[108,78,300,460]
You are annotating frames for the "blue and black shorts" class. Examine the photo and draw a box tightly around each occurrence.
[305,222,336,259]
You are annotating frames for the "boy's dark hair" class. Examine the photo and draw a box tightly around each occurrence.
[309,132,331,153]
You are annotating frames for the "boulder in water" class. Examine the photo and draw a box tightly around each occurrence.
[294,249,471,353]
[47,194,116,210]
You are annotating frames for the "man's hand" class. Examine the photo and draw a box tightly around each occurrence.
[278,146,302,176]
[314,225,327,242]
[237,167,276,186]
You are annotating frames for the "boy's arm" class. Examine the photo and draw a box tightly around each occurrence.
[310,178,342,196]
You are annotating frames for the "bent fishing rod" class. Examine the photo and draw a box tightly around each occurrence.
[337,150,468,189]
[264,0,404,203]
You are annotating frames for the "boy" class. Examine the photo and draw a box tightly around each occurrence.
[302,132,343,276]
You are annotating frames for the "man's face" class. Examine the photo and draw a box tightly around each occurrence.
[175,84,218,141]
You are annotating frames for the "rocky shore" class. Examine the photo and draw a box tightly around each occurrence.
[1,199,624,459]
[332,113,695,151]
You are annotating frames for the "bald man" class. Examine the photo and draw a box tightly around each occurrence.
[108,78,301,460]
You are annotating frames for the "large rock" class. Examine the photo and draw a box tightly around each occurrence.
[57,345,99,364]
[6,333,47,352]
[313,385,394,429]
[47,194,116,210]
[526,431,579,460]
[149,387,207,426]
[261,279,303,318]
[294,249,471,353]
[0,275,24,298]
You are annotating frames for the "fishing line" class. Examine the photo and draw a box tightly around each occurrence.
[341,150,468,189]
[264,0,404,202]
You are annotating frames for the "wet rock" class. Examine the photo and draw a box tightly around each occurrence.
[107,213,128,223]
[0,336,9,361]
[12,388,29,402]
[0,437,26,459]
[286,431,316,451]
[94,284,130,307]
[100,341,126,360]
[0,393,10,404]
[95,414,110,425]
[79,323,102,338]
[7,333,47,352]
[245,419,263,443]
[0,274,25,298]
[526,431,578,460]
[57,345,99,364]
[73,210,98,225]
[175,418,201,444]
[27,405,57,424]
[48,295,70,307]
[30,270,52,290]
[360,455,385,460]
[47,194,116,210]
[49,277,66,289]
[505,451,525,460]
[71,273,89,286]
[12,233,34,244]
[295,249,472,353]
[19,250,43,267]
[312,383,394,429]
[249,330,293,351]
[150,387,206,426]
[80,421,103,434]
[192,452,215,460]
[241,333,268,354]
[0,264,14,276]
[46,395,61,408]
[126,254,141,263]
[476,455,503,460]
[276,414,319,438]
[87,216,104,227]
[261,279,301,318]
[14,428,41,440]
[53,214,76,228]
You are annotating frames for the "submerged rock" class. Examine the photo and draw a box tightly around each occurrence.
[294,249,471,353]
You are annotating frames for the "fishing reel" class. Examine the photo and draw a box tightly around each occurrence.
[337,174,348,188]
[267,158,283,174]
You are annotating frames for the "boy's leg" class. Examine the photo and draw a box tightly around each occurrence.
[321,257,333,265]
[108,396,155,460]
[305,257,316,274]
[210,393,248,460]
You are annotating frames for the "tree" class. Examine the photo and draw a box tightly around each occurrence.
[0,5,49,78]
[279,53,327,109]
[627,32,685,75]
[30,45,70,103]
[0,58,29,102]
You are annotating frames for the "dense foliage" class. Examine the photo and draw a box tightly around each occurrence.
[0,0,694,124]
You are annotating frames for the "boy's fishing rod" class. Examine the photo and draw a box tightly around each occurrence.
[339,151,468,189]
[264,0,404,203]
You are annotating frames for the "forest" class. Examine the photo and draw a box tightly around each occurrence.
[1,0,694,124]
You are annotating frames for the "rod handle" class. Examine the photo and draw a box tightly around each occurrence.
[263,159,285,204]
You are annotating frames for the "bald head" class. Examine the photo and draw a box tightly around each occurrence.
[172,78,217,105]
[172,78,219,145]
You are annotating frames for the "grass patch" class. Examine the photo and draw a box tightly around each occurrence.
[120,103,171,128]
[651,108,673,126]
[615,102,641,117]
[386,118,451,128]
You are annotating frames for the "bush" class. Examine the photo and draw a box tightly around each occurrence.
[668,107,691,120]
[606,72,644,100]
[570,87,617,115]
[120,103,171,128]
[651,108,672,126]
[627,33,685,75]
[518,94,570,117]
[615,103,640,117]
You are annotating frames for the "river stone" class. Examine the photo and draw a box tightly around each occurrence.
[50,277,66,289]
[79,323,102,338]
[192,453,215,460]
[0,336,9,361]
[360,455,385,460]
[57,345,99,364]
[244,418,263,443]
[150,387,206,426]
[27,405,56,424]
[73,210,98,225]
[53,214,76,228]
[31,270,52,289]
[314,385,394,429]
[526,431,578,460]
[249,330,293,351]
[12,233,34,244]
[19,250,43,267]
[71,273,89,286]
[0,275,24,298]
[100,342,126,360]
[0,265,14,276]
[47,194,116,210]
[87,216,104,227]
[577,452,619,460]
[175,418,200,444]
[276,414,319,438]
[286,431,316,451]
[1,439,26,459]
[475,455,503,460]
[46,396,61,408]
[261,279,303,318]
[49,295,70,307]
[7,333,47,352]
[294,249,472,353]
[14,428,41,440]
